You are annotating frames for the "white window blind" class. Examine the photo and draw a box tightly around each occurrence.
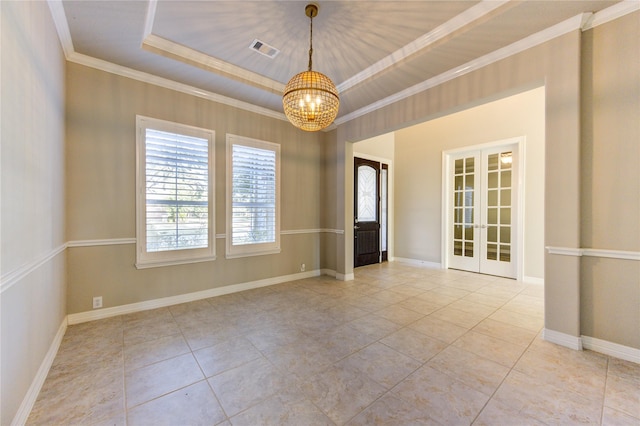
[145,129,209,251]
[136,116,215,268]
[226,135,280,258]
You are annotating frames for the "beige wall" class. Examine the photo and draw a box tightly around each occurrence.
[0,2,67,424]
[393,87,545,279]
[65,63,325,313]
[325,14,640,350]
[580,12,640,348]
[327,29,587,342]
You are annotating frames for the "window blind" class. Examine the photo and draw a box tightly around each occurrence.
[145,128,209,252]
[231,144,276,245]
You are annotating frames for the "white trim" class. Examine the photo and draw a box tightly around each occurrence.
[582,336,640,364]
[582,248,640,261]
[546,246,583,256]
[337,0,509,92]
[543,328,583,351]
[0,244,66,294]
[523,276,544,285]
[336,272,355,281]
[335,13,589,126]
[143,34,284,94]
[546,247,640,261]
[68,52,287,122]
[135,255,217,270]
[47,0,638,130]
[135,116,216,269]
[583,0,640,31]
[142,0,157,39]
[393,257,443,270]
[56,230,345,250]
[67,270,322,324]
[11,317,67,426]
[442,137,525,280]
[225,134,281,259]
[46,0,74,58]
[67,238,136,247]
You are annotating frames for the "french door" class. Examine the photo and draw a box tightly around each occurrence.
[448,144,518,278]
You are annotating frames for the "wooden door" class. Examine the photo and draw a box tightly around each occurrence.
[354,158,381,267]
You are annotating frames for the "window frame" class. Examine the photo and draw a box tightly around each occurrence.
[226,134,281,259]
[135,116,216,269]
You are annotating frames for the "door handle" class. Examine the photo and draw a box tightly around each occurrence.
[354,225,360,230]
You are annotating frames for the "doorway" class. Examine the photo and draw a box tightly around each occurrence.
[444,139,522,278]
[354,157,389,267]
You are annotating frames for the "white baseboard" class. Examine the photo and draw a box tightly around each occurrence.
[392,257,443,269]
[68,269,323,325]
[543,328,583,350]
[523,276,544,285]
[12,317,68,426]
[582,336,640,364]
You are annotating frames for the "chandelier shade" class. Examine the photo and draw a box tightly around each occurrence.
[282,3,339,132]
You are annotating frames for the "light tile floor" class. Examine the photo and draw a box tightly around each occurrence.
[27,263,640,425]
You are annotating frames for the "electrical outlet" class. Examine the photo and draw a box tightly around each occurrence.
[93,296,103,309]
[300,263,306,272]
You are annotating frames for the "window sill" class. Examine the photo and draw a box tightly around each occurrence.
[135,255,216,269]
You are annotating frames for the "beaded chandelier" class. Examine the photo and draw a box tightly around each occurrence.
[283,4,339,132]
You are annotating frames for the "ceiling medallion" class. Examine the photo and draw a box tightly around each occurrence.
[283,3,339,132]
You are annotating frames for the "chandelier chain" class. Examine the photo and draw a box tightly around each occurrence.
[308,13,313,71]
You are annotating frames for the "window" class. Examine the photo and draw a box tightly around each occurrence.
[226,134,280,258]
[136,116,215,268]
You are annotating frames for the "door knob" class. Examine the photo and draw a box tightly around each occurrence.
[354,225,360,230]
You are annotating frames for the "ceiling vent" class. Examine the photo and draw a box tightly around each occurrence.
[249,39,280,59]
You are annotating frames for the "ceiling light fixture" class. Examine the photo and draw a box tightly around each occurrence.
[283,3,339,132]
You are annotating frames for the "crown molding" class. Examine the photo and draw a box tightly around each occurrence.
[337,0,510,93]
[66,51,287,122]
[334,12,590,126]
[583,0,640,31]
[47,0,74,58]
[47,0,638,130]
[142,34,285,95]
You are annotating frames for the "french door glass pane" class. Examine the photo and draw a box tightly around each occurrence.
[486,150,513,263]
[453,156,475,258]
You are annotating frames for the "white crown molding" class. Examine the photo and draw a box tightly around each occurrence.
[0,244,66,294]
[47,0,638,130]
[66,51,287,122]
[335,13,591,126]
[543,328,583,351]
[583,0,640,31]
[67,269,323,324]
[582,335,640,364]
[546,246,640,261]
[47,0,74,58]
[11,317,67,426]
[142,0,157,39]
[142,34,285,95]
[337,0,510,93]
